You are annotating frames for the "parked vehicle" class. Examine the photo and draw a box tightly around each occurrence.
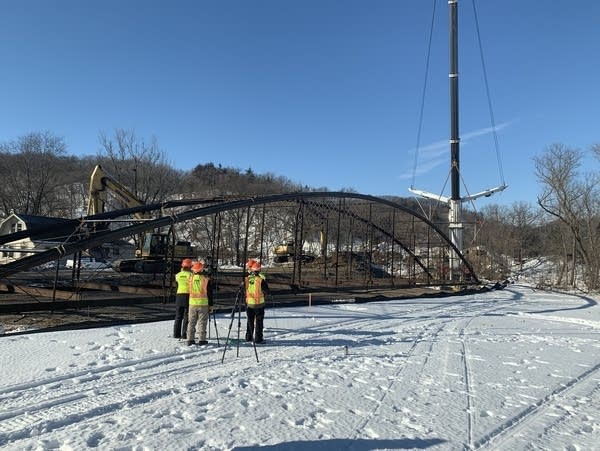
[65,256,111,270]
[32,261,57,271]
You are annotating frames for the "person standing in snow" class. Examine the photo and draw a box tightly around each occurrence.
[173,258,193,339]
[242,259,270,344]
[187,260,214,346]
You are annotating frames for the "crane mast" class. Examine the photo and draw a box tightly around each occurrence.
[409,0,507,281]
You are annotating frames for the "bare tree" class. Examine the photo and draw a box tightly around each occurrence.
[473,204,512,277]
[534,143,600,289]
[0,131,69,217]
[97,129,182,205]
[506,201,543,264]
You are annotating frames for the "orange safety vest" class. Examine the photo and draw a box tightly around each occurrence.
[245,274,265,307]
[175,270,192,294]
[188,274,209,306]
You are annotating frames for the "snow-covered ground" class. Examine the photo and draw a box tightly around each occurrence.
[1,282,600,450]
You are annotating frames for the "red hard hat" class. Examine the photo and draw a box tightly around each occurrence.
[192,261,204,273]
[182,258,193,268]
[247,259,261,272]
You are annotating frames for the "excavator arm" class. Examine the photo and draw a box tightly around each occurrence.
[85,164,194,272]
[87,165,148,220]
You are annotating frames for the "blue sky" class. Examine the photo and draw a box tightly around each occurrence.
[1,1,599,208]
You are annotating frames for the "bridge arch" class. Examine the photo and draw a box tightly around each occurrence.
[0,192,479,290]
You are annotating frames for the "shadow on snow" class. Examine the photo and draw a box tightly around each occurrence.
[233,437,447,450]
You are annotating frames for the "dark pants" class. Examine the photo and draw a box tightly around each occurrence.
[246,306,265,342]
[173,294,189,338]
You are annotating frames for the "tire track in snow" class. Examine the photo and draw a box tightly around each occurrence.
[0,311,406,446]
[458,298,526,451]
[0,347,207,411]
[0,300,454,446]
[0,346,327,445]
[0,308,388,409]
[350,320,452,439]
[454,289,600,449]
[0,291,522,447]
[459,322,475,450]
[472,359,600,449]
[524,376,600,448]
[0,348,223,444]
[346,296,503,439]
[351,294,523,449]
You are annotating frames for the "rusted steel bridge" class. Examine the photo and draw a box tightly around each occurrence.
[0,192,481,309]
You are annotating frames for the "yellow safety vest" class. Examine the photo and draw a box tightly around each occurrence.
[188,274,209,306]
[175,270,192,294]
[245,274,265,307]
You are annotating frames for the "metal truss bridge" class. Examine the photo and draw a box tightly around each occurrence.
[0,192,480,306]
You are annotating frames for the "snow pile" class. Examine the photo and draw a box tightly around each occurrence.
[1,285,600,450]
[510,257,557,286]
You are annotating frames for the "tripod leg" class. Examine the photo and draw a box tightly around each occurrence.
[236,301,242,357]
[251,318,259,363]
[220,288,259,363]
[221,292,240,363]
[213,309,220,347]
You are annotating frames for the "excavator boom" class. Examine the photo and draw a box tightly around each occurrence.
[87,165,148,219]
[85,164,195,272]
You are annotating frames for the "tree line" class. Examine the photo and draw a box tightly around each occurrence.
[1,131,599,290]
[0,130,304,218]
[468,143,600,290]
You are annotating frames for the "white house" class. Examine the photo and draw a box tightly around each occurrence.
[0,213,75,264]
[0,213,137,266]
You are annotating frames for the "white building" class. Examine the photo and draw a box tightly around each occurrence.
[0,213,75,264]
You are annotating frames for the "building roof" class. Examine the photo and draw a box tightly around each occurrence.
[13,214,73,228]
[0,213,76,242]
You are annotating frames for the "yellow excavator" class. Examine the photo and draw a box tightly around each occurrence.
[87,164,195,272]
[87,164,151,220]
[272,233,322,264]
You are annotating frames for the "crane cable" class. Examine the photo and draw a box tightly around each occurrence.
[471,0,506,187]
[411,0,449,222]
[411,0,507,201]
[410,0,437,192]
[460,0,506,246]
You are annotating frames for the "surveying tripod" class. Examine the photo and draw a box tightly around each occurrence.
[207,306,220,346]
[221,288,259,363]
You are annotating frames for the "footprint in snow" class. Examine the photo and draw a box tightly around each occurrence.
[85,431,105,447]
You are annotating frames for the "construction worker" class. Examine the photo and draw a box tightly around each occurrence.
[173,258,193,339]
[187,260,214,346]
[243,259,270,344]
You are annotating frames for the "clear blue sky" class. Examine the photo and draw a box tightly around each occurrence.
[1,1,599,208]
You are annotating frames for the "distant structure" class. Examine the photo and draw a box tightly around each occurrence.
[0,213,73,264]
